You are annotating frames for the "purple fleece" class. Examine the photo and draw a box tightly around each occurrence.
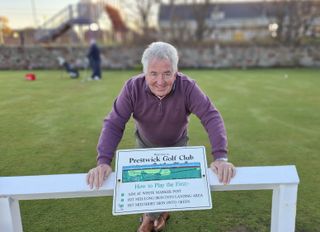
[97,72,228,165]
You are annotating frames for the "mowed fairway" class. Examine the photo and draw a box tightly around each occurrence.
[1,68,319,232]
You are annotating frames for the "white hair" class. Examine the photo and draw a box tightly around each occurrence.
[141,41,179,74]
[90,38,96,45]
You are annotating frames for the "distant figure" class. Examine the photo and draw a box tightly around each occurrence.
[57,57,79,79]
[87,39,101,80]
[57,56,79,79]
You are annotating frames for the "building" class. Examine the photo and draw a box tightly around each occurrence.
[158,1,320,43]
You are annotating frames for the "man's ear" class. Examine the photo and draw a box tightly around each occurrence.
[173,71,178,77]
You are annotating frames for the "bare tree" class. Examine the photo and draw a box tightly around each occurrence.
[165,0,194,44]
[190,0,213,41]
[137,0,158,30]
[266,0,320,45]
[161,0,216,43]
[121,0,160,37]
[0,16,12,45]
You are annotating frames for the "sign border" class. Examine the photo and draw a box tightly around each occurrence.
[112,146,212,215]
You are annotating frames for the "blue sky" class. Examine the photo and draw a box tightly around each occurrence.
[0,0,79,29]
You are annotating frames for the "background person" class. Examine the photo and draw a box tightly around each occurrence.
[57,56,79,78]
[87,39,101,80]
[86,41,236,232]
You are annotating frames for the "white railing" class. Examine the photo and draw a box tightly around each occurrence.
[0,165,299,232]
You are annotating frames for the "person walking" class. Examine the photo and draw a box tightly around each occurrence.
[87,39,101,80]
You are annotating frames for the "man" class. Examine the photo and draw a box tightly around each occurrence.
[87,39,101,80]
[87,42,236,232]
[57,56,79,79]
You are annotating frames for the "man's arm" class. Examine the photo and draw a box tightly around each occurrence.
[96,81,134,165]
[87,80,134,189]
[187,82,227,158]
[187,81,236,184]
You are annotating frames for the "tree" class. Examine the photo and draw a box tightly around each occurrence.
[266,0,320,45]
[190,0,213,41]
[159,0,218,43]
[164,0,193,44]
[0,16,12,44]
[121,0,160,36]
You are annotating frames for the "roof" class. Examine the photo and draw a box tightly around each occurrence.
[161,2,260,21]
[158,1,300,21]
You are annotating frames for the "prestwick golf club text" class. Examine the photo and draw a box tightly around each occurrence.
[128,154,194,163]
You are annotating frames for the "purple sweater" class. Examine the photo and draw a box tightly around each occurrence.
[97,72,228,165]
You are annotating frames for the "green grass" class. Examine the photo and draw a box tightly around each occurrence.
[0,68,319,232]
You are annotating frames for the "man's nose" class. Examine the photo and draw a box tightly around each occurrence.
[156,76,166,85]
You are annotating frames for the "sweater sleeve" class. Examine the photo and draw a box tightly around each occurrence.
[96,80,133,165]
[187,81,228,160]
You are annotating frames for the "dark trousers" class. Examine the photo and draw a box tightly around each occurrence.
[90,60,101,79]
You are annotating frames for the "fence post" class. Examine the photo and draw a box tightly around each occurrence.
[271,184,298,232]
[0,197,23,232]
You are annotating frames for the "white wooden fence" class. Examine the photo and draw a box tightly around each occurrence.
[0,165,299,232]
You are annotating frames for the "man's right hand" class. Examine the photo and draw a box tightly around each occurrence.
[86,164,112,189]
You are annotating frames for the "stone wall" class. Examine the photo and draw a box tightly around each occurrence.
[0,45,319,70]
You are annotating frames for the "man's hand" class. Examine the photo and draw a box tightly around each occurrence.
[210,160,236,185]
[86,164,112,189]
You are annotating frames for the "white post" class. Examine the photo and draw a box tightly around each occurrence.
[0,198,23,232]
[271,184,298,232]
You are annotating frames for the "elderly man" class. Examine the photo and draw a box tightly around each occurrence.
[87,41,236,232]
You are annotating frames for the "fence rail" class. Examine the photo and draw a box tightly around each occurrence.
[0,165,299,232]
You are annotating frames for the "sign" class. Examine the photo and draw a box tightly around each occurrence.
[112,146,212,215]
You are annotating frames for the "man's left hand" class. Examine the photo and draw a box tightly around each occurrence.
[210,160,236,185]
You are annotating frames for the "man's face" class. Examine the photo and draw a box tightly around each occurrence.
[145,58,176,98]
